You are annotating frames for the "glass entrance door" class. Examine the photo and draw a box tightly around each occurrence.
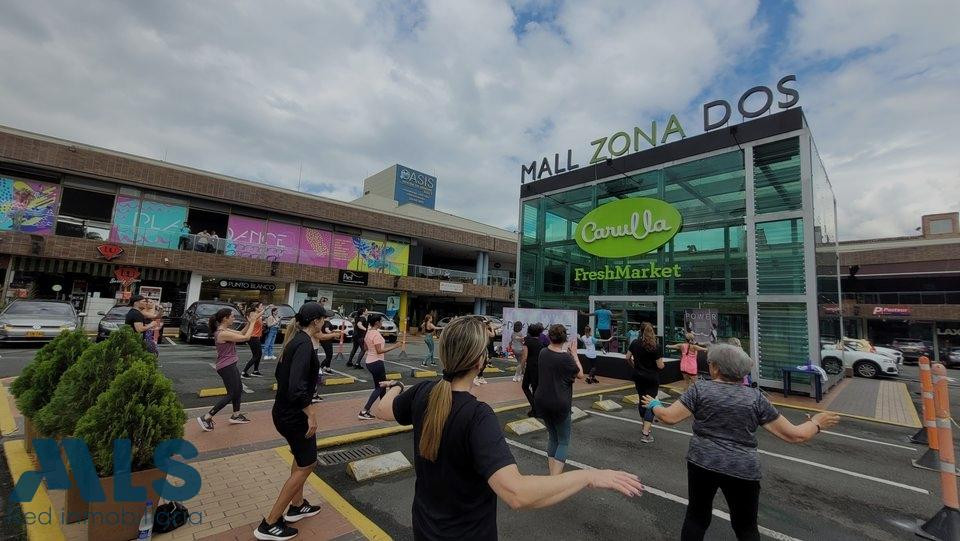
[588,295,663,354]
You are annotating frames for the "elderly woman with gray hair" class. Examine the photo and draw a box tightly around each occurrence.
[642,344,839,541]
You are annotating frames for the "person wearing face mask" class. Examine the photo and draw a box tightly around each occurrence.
[254,302,342,541]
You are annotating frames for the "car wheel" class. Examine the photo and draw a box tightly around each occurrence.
[854,361,880,378]
[822,357,843,375]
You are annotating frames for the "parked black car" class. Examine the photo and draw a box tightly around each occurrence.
[179,301,243,344]
[96,305,133,341]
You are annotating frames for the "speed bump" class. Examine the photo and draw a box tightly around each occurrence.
[592,399,623,412]
[347,451,412,482]
[413,370,438,378]
[505,418,546,435]
[623,394,641,405]
[198,387,227,398]
[324,376,357,385]
[385,373,402,381]
[570,406,588,422]
[482,366,503,374]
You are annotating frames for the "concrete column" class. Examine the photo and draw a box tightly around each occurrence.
[475,251,484,284]
[286,281,297,306]
[186,272,202,306]
[0,256,14,303]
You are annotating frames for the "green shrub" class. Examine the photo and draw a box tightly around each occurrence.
[74,359,185,476]
[10,330,91,421]
[34,327,154,438]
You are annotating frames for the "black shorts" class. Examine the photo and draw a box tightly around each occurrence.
[274,414,317,467]
[598,329,612,340]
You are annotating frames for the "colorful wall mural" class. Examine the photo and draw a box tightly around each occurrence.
[109,195,139,243]
[136,201,188,249]
[226,216,266,258]
[328,234,409,275]
[298,228,333,267]
[266,222,301,263]
[0,177,60,235]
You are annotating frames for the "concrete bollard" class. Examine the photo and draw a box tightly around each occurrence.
[916,363,960,540]
[912,356,940,471]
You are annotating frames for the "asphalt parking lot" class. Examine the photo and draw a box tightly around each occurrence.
[316,391,947,540]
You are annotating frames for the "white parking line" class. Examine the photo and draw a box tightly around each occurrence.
[819,430,916,451]
[384,359,426,372]
[587,411,929,495]
[505,438,803,541]
[326,367,366,383]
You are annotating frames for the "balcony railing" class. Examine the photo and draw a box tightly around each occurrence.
[843,291,960,305]
[41,225,518,288]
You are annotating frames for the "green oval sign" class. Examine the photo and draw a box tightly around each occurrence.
[574,197,682,258]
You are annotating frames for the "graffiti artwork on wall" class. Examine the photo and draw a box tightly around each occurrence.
[109,196,188,249]
[329,235,409,276]
[265,222,301,263]
[299,228,333,267]
[0,177,60,235]
[109,195,139,243]
[226,216,266,258]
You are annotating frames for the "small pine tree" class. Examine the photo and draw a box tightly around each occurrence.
[34,327,154,438]
[10,329,91,422]
[74,360,186,476]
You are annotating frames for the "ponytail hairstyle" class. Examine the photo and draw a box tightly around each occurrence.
[419,316,487,462]
[280,318,300,353]
[208,308,234,334]
[641,322,658,352]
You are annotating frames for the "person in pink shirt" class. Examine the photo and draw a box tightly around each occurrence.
[357,313,403,420]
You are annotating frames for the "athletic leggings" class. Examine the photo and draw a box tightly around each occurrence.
[242,337,262,374]
[544,413,572,462]
[682,462,761,541]
[209,364,242,416]
[320,341,333,369]
[348,336,366,366]
[521,369,538,413]
[632,375,659,423]
[362,361,387,412]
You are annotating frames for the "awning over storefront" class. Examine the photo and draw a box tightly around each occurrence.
[12,256,191,283]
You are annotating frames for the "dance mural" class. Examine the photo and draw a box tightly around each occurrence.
[0,177,60,235]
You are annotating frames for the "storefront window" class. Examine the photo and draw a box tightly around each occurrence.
[757,302,809,379]
[542,185,594,244]
[754,137,801,214]
[663,151,745,225]
[522,200,539,245]
[56,186,116,240]
[755,218,805,294]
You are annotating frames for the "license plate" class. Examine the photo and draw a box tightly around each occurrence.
[25,330,44,338]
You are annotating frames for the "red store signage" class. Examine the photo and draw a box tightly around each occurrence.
[97,244,124,261]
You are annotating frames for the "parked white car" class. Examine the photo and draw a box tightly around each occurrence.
[327,312,355,341]
[821,344,900,378]
[873,346,904,365]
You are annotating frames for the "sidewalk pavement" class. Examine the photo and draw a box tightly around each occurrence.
[1,374,630,541]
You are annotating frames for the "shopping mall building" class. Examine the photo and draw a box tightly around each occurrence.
[517,108,842,389]
[0,126,516,329]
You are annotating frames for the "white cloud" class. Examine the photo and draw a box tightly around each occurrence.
[0,0,954,240]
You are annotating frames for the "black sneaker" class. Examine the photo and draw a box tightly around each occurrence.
[229,412,251,424]
[252,371,263,377]
[254,518,298,540]
[311,393,324,403]
[357,411,375,420]
[196,416,214,432]
[283,499,321,523]
[241,372,251,379]
[345,362,354,368]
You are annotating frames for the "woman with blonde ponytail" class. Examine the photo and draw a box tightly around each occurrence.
[372,316,645,540]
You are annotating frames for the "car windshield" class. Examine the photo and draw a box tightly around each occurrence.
[275,305,295,317]
[197,304,235,316]
[107,306,130,317]
[4,302,75,317]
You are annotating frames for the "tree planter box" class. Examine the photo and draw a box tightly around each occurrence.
[86,469,167,541]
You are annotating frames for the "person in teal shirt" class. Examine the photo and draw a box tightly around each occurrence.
[178,222,192,250]
[580,304,620,341]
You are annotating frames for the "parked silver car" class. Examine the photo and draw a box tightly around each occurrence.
[0,300,82,343]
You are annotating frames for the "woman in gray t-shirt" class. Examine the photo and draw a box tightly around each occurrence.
[642,344,839,540]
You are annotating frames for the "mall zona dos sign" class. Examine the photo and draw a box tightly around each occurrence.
[521,75,799,183]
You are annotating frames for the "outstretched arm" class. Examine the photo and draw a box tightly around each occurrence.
[640,396,692,425]
[763,412,839,443]
[488,464,642,510]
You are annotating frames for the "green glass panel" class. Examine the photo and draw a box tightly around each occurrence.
[522,201,539,245]
[756,218,805,294]
[757,303,809,380]
[663,151,745,226]
[754,137,801,214]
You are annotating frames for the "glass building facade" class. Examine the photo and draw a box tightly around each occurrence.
[517,110,840,388]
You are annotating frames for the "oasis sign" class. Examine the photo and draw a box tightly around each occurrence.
[574,197,682,258]
[521,75,799,183]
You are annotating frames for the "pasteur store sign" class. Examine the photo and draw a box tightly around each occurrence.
[516,103,843,392]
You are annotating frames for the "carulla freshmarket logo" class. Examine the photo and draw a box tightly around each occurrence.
[574,197,682,258]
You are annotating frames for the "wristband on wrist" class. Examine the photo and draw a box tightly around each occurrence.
[390,381,405,392]
[647,399,664,410]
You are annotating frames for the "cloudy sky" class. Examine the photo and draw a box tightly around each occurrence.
[1,0,957,240]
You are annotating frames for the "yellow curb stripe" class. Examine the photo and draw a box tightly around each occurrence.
[768,400,922,429]
[4,440,66,541]
[0,382,18,435]
[197,387,227,397]
[482,366,503,374]
[413,370,437,378]
[900,381,923,428]
[385,373,403,381]
[274,447,391,540]
[317,425,413,448]
[325,376,358,386]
